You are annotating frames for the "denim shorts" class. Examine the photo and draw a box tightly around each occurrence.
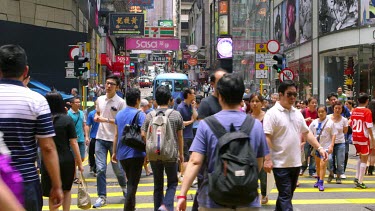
[315,149,328,159]
[72,142,86,160]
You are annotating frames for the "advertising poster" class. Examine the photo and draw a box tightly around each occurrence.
[360,0,375,25]
[319,0,358,34]
[283,0,299,49]
[273,3,284,44]
[299,0,312,43]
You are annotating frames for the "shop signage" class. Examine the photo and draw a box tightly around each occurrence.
[145,27,174,38]
[109,13,145,36]
[188,45,199,53]
[219,1,228,15]
[219,15,228,35]
[217,37,232,59]
[128,0,154,8]
[279,68,295,82]
[158,20,173,27]
[148,54,168,62]
[188,58,198,66]
[125,38,180,50]
[116,56,130,65]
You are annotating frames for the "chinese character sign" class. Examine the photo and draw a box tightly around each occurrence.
[109,13,145,36]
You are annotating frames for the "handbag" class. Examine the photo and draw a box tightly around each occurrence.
[121,110,146,152]
[77,172,91,210]
[310,120,328,156]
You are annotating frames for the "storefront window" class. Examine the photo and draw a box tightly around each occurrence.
[358,45,375,98]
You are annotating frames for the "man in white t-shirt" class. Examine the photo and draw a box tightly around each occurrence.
[93,75,127,208]
[263,80,328,211]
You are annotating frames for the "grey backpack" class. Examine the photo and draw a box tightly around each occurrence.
[146,109,177,161]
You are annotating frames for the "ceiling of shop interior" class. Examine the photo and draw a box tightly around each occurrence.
[320,48,358,57]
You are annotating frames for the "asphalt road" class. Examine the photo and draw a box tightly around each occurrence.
[41,88,375,210]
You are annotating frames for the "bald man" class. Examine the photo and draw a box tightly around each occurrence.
[197,68,227,120]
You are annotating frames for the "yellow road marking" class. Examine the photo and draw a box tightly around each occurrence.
[42,198,375,210]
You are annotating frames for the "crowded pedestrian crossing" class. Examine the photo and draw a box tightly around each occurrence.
[41,150,375,211]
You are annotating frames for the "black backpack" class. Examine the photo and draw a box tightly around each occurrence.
[204,115,258,207]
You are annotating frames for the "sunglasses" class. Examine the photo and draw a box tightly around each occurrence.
[286,92,298,97]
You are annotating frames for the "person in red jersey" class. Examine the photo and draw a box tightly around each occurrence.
[350,93,375,189]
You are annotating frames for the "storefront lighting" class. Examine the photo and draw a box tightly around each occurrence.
[328,57,333,63]
[336,57,341,63]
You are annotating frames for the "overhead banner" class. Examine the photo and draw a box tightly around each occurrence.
[125,38,180,50]
[109,13,145,36]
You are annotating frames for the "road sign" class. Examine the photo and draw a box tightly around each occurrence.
[279,68,295,82]
[69,47,79,60]
[267,40,280,54]
[255,70,268,79]
[66,69,76,78]
[265,59,278,66]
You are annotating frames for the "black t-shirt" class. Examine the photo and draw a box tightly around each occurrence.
[53,114,77,155]
[197,95,222,119]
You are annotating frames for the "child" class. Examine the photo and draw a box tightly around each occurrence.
[350,93,375,189]
[309,105,336,191]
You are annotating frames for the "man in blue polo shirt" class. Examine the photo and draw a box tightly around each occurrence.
[177,87,197,179]
[85,99,99,175]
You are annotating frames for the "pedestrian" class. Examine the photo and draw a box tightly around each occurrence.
[67,96,89,184]
[337,86,347,103]
[176,73,269,211]
[300,97,318,177]
[344,99,354,174]
[327,101,348,184]
[44,91,84,210]
[139,99,153,176]
[141,85,184,211]
[93,75,127,208]
[192,68,226,211]
[249,93,269,204]
[270,93,279,107]
[0,44,63,210]
[367,100,375,175]
[350,93,375,189]
[309,105,336,191]
[85,98,99,177]
[263,80,328,211]
[112,88,146,211]
[326,92,351,117]
[177,87,197,181]
[203,82,209,98]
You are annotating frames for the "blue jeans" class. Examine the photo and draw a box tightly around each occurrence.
[273,167,300,211]
[329,143,345,175]
[301,142,316,175]
[150,161,178,211]
[23,180,43,211]
[95,139,127,197]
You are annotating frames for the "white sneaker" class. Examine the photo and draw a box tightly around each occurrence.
[93,196,106,208]
[334,174,337,178]
[340,174,346,179]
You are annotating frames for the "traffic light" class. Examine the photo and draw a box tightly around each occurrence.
[272,54,284,73]
[74,55,88,77]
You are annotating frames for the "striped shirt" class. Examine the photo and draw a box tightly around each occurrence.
[0,79,55,182]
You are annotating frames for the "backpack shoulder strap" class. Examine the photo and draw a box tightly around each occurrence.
[131,110,142,125]
[204,115,226,139]
[165,109,174,118]
[239,115,255,134]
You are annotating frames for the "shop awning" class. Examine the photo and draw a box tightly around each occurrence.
[29,80,74,100]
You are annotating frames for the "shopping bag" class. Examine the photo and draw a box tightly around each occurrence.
[77,172,91,210]
[266,170,275,196]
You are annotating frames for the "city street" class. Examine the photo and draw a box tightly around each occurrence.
[41,132,375,210]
